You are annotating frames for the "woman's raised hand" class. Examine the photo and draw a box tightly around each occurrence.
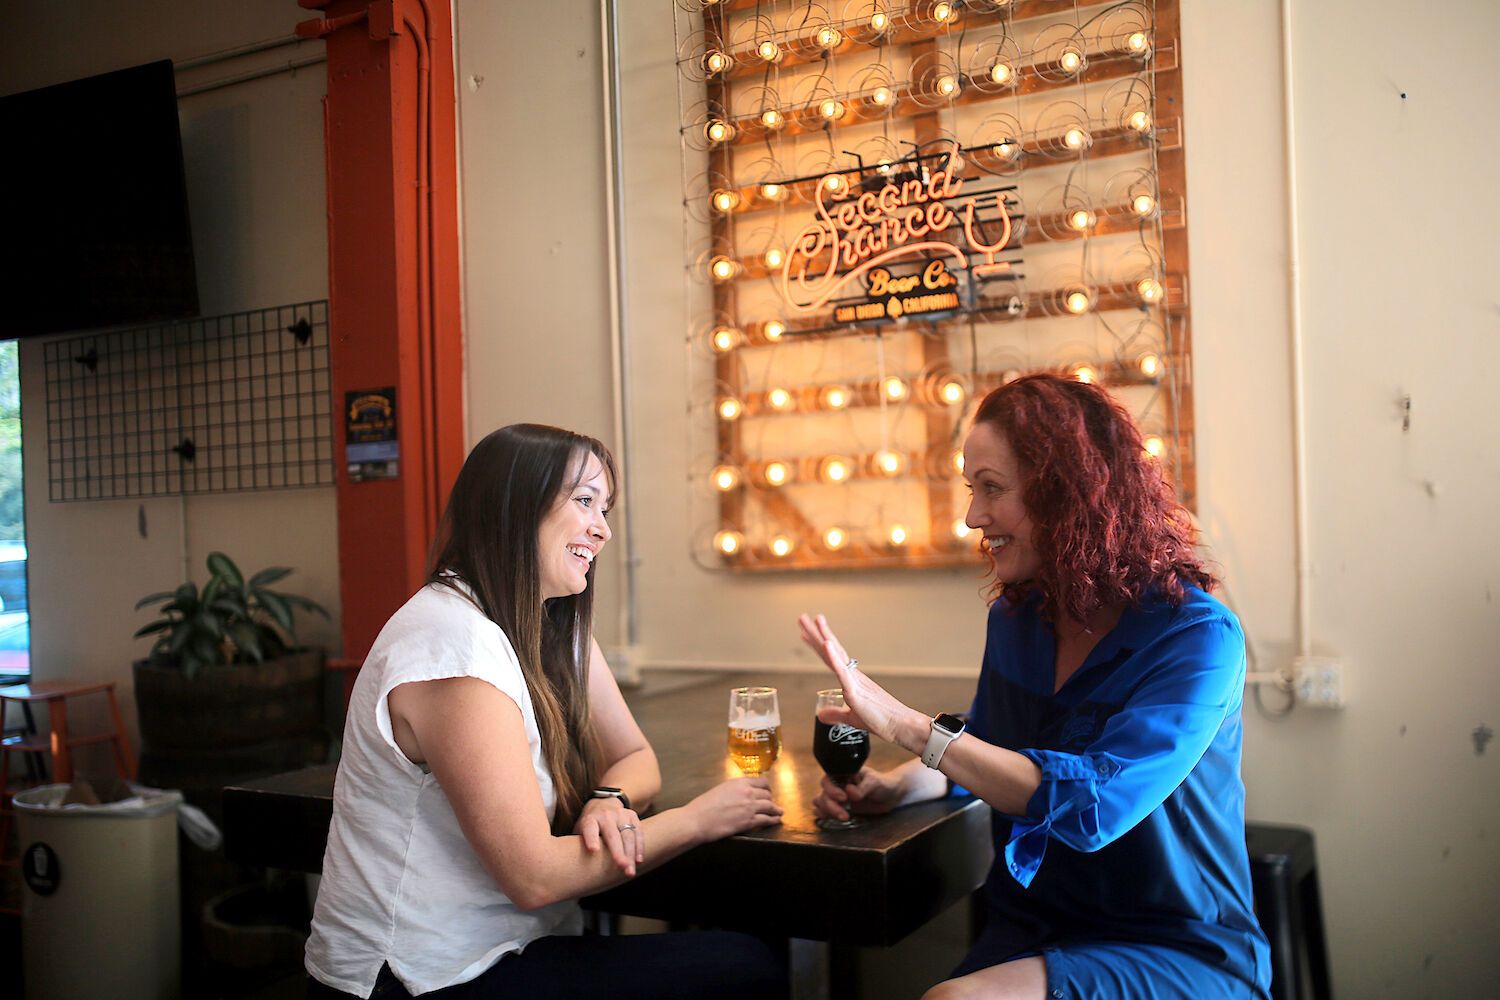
[797,613,918,748]
[685,776,784,843]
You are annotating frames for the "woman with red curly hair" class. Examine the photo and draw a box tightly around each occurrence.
[798,374,1270,1000]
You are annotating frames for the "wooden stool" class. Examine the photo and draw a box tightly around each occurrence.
[1,680,138,900]
[1246,822,1333,1000]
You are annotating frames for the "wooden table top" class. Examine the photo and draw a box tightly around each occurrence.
[224,668,991,945]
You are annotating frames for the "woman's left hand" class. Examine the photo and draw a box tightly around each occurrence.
[575,798,644,875]
[797,613,921,749]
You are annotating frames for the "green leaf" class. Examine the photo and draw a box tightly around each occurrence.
[249,567,292,588]
[228,620,264,663]
[206,552,244,588]
[133,620,173,638]
[134,591,178,611]
[256,590,294,634]
[166,625,192,657]
[280,594,330,618]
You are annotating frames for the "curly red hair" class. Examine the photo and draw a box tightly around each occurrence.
[971,373,1215,620]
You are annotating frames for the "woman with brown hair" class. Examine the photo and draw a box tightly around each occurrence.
[800,374,1271,1000]
[307,423,784,999]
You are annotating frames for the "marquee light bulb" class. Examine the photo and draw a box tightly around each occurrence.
[990,62,1014,85]
[1060,48,1083,74]
[995,141,1018,162]
[711,465,740,491]
[714,529,745,555]
[872,86,893,106]
[704,50,731,74]
[817,26,841,49]
[1131,192,1158,217]
[939,379,965,404]
[712,189,740,213]
[1127,31,1151,55]
[1138,353,1162,378]
[763,246,785,269]
[1072,364,1097,384]
[1068,208,1094,231]
[760,108,784,130]
[953,519,972,540]
[709,256,737,281]
[758,39,780,62]
[764,460,790,486]
[1063,127,1089,150]
[1137,277,1164,302]
[822,385,851,409]
[762,318,786,340]
[767,387,792,410]
[888,524,909,546]
[870,11,890,33]
[717,396,743,420]
[882,376,908,400]
[823,526,848,550]
[819,99,846,121]
[953,449,964,474]
[1065,290,1091,314]
[876,450,903,476]
[876,157,894,173]
[711,326,739,351]
[820,456,851,483]
[760,181,784,201]
[936,74,959,97]
[934,2,956,22]
[1143,435,1166,458]
[823,173,846,194]
[705,119,733,143]
[770,534,794,557]
[1128,110,1153,133]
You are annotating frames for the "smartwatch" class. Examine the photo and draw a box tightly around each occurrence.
[921,713,966,769]
[591,786,631,812]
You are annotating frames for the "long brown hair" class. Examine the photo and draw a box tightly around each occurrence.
[427,423,617,833]
[972,374,1215,621]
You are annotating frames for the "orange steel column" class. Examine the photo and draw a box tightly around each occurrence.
[298,0,466,661]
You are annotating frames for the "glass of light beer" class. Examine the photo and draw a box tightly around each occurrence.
[727,686,781,775]
[813,689,870,830]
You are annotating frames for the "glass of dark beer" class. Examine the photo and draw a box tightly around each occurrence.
[813,689,870,830]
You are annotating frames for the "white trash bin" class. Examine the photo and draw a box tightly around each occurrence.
[14,783,182,1000]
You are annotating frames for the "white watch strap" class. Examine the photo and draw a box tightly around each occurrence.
[921,718,962,768]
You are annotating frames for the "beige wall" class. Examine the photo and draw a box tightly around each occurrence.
[4,1,1497,995]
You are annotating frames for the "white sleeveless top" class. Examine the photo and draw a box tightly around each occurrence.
[305,581,583,998]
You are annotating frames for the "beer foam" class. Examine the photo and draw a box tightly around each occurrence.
[730,711,779,730]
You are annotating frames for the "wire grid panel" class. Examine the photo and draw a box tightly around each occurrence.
[43,300,334,501]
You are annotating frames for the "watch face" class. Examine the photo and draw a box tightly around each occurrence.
[934,713,964,736]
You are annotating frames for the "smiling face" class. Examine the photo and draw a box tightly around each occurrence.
[537,451,612,601]
[962,421,1041,584]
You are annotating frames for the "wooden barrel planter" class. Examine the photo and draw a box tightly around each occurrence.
[133,650,330,822]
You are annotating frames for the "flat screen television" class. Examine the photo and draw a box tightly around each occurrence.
[0,59,199,338]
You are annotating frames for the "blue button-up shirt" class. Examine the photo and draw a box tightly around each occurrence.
[967,586,1270,988]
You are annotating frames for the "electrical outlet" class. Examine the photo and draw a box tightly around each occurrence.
[1294,656,1346,709]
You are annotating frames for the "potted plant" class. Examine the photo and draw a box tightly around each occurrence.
[131,552,332,807]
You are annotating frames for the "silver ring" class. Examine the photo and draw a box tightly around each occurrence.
[845,659,859,672]
[617,823,637,832]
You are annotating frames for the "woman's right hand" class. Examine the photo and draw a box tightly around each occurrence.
[812,768,904,824]
[685,776,784,842]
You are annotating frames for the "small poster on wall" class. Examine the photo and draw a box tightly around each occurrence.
[345,387,398,482]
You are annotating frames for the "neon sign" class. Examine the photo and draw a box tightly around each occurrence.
[779,143,1015,317]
